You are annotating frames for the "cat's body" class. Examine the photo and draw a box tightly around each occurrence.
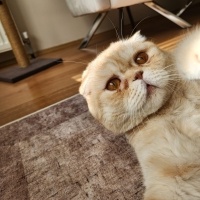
[127,79,200,200]
[79,28,200,199]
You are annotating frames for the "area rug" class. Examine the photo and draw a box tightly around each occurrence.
[0,94,144,200]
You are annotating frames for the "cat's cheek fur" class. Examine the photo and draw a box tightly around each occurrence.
[144,89,169,111]
[100,92,128,133]
[83,91,104,122]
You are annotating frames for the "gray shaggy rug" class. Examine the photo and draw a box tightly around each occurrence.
[0,94,144,200]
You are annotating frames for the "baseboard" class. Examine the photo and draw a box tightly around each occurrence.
[36,39,83,56]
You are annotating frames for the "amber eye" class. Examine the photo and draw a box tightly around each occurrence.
[134,52,148,64]
[106,78,121,91]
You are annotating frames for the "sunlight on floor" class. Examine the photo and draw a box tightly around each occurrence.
[72,74,82,82]
[158,34,184,51]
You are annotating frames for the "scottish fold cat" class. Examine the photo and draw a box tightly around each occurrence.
[80,28,200,200]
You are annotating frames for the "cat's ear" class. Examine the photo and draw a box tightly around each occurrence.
[79,67,91,98]
[130,31,146,42]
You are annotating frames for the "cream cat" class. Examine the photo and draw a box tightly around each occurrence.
[79,28,200,200]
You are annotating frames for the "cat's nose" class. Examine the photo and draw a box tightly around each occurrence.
[135,71,143,80]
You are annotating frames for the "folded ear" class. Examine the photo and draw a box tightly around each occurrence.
[130,31,146,42]
[79,67,91,98]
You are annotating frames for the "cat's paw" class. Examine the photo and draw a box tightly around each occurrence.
[174,27,200,80]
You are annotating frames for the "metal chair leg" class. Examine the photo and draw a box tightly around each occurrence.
[144,1,191,28]
[79,12,107,49]
[119,7,135,38]
[126,7,135,29]
[118,8,124,39]
[176,0,193,16]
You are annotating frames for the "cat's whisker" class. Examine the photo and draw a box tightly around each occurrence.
[162,63,175,69]
[130,16,150,37]
[141,111,149,128]
[140,107,150,125]
[165,82,181,93]
[123,114,128,131]
[107,16,120,41]
[162,76,181,81]
[163,76,181,81]
[155,64,175,71]
[130,110,141,133]
[134,116,142,132]
[120,10,124,40]
[155,72,180,78]
[95,44,98,56]
[61,60,88,65]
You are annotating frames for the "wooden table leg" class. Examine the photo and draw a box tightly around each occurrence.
[0,0,30,68]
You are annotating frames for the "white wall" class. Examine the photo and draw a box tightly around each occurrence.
[5,0,197,52]
[7,0,118,51]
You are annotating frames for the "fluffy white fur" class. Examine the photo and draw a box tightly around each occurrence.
[80,28,200,200]
[175,27,200,79]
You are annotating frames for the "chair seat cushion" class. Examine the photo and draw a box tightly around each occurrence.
[65,0,111,16]
[110,0,150,9]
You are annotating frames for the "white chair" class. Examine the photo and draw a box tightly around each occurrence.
[65,0,192,49]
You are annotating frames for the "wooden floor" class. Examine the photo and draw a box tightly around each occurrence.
[0,5,200,126]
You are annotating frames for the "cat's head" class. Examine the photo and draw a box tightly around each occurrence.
[80,32,175,134]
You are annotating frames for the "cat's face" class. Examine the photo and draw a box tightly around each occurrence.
[80,32,175,134]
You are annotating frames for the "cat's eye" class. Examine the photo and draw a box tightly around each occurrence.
[134,52,148,65]
[106,78,121,91]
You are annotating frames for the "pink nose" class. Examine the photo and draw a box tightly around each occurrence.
[135,71,143,80]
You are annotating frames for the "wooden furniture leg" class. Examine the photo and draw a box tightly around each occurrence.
[0,0,30,67]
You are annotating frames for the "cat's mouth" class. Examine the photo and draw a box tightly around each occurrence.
[138,79,158,96]
[146,84,156,95]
